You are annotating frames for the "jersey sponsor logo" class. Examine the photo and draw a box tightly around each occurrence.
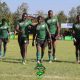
[24,22,29,26]
[47,19,52,24]
[75,24,80,29]
[19,21,29,27]
[4,26,8,29]
[47,19,57,24]
[37,24,46,30]
[42,24,45,28]
[19,22,24,26]
[52,19,56,22]
[0,26,8,29]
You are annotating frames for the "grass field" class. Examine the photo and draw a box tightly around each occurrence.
[0,40,80,80]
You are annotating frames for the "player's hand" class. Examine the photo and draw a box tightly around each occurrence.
[73,38,76,42]
[7,39,10,43]
[8,32,10,36]
[73,38,76,45]
[56,34,60,39]
[21,30,25,34]
[48,39,52,43]
[28,26,32,29]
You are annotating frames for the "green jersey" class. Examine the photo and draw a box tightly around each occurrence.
[46,16,58,34]
[18,19,32,39]
[36,22,48,40]
[0,22,2,38]
[0,24,9,38]
[73,23,80,39]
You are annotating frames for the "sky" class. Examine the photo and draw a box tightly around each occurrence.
[1,0,80,15]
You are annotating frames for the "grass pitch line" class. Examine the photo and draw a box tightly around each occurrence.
[0,74,80,79]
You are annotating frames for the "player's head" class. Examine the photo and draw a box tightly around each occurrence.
[22,13,28,20]
[37,16,44,24]
[2,18,7,25]
[48,10,53,18]
[76,15,80,23]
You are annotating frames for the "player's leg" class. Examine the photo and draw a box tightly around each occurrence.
[74,39,79,63]
[41,40,46,61]
[18,36,22,52]
[36,39,41,63]
[51,34,56,60]
[21,35,29,64]
[3,39,8,57]
[48,41,53,63]
[0,39,2,57]
[78,46,80,63]
[75,45,79,63]
[52,40,56,60]
[36,45,41,63]
[21,41,28,64]
[18,36,25,64]
[77,40,80,63]
[41,47,45,61]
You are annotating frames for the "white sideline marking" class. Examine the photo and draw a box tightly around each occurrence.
[0,74,80,79]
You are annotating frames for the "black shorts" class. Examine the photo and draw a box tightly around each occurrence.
[46,34,56,41]
[36,39,47,47]
[51,34,56,41]
[18,35,29,46]
[0,38,8,44]
[74,39,80,46]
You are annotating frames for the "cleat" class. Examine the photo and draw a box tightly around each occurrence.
[49,60,52,63]
[37,60,40,64]
[53,56,57,61]
[22,59,26,65]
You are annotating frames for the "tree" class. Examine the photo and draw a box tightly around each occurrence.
[57,11,67,23]
[69,7,77,18]
[15,2,28,19]
[0,1,10,20]
[68,7,77,23]
[35,10,46,17]
[76,5,80,15]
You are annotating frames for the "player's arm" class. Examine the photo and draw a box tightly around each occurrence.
[15,24,23,34]
[32,25,37,46]
[7,26,10,40]
[15,20,23,33]
[5,23,10,42]
[56,20,61,39]
[28,20,33,29]
[7,25,10,34]
[46,24,51,41]
[72,24,75,37]
[57,22,61,36]
[15,25,20,33]
[45,18,51,39]
[72,24,76,42]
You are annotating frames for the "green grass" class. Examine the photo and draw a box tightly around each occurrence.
[0,40,80,80]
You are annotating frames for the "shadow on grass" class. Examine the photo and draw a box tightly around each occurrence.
[0,58,37,64]
[30,59,36,62]
[0,58,76,64]
[25,59,76,64]
[27,59,76,64]
[43,59,76,64]
[0,58,21,64]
